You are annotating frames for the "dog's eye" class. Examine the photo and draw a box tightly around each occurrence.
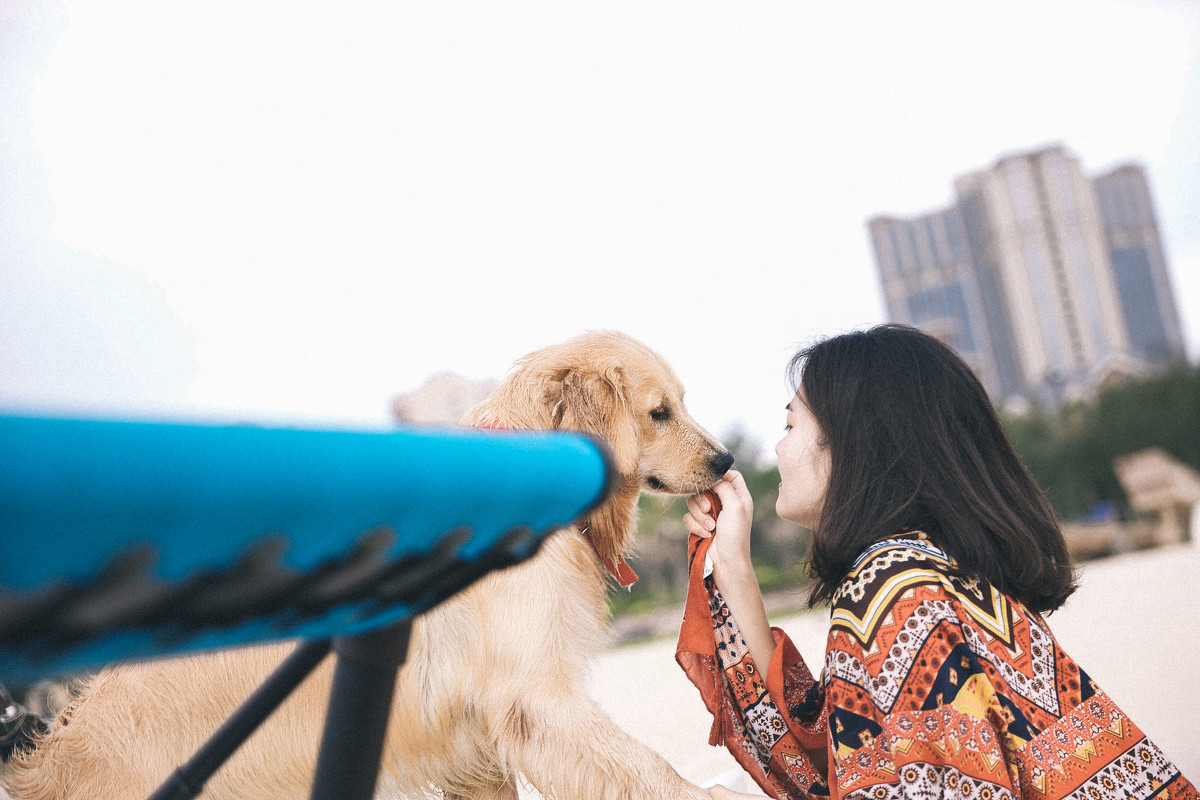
[650,406,671,422]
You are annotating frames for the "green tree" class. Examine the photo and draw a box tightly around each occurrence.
[1001,363,1200,521]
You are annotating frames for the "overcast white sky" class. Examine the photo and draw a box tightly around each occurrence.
[2,1,1198,461]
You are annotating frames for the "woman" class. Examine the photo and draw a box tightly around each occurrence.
[678,325,1195,800]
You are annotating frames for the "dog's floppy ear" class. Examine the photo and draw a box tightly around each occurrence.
[547,366,640,477]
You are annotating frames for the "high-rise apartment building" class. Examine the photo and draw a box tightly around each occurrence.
[1093,164,1186,366]
[868,145,1184,407]
[868,202,1018,400]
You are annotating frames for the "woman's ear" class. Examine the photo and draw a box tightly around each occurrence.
[547,366,640,477]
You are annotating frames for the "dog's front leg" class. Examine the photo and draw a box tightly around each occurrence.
[496,696,709,800]
[444,776,521,800]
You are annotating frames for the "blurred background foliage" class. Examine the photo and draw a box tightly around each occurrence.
[1000,362,1200,522]
[611,363,1200,621]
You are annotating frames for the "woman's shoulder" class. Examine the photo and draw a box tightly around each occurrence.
[828,532,960,640]
[832,531,954,606]
[829,531,1017,650]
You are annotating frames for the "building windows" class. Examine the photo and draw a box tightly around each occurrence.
[868,147,1183,407]
[1065,233,1108,359]
[904,281,976,353]
[1111,246,1172,364]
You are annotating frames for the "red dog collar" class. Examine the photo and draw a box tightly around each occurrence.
[582,527,639,588]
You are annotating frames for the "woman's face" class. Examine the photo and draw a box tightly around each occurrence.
[774,390,832,529]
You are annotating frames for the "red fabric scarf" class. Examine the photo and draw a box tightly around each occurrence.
[675,491,733,744]
[675,492,829,800]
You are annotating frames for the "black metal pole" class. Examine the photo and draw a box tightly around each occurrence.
[309,618,411,800]
[147,638,332,800]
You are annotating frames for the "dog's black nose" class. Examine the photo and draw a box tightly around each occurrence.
[709,450,734,476]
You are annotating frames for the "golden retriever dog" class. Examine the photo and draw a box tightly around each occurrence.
[5,331,732,800]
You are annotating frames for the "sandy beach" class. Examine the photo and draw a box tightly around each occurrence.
[589,540,1200,788]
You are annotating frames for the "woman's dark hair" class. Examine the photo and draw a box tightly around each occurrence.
[790,324,1076,613]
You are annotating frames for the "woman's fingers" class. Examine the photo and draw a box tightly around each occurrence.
[723,469,752,500]
[686,472,751,538]
[685,493,716,531]
[706,784,762,800]
[712,470,751,516]
[683,512,712,538]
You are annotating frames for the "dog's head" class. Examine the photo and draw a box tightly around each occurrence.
[467,331,733,565]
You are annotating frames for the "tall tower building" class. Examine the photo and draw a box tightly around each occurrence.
[868,145,1179,407]
[867,207,1008,397]
[1093,163,1186,365]
[954,146,1131,403]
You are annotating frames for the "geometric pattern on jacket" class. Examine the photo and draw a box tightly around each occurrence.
[700,531,1197,800]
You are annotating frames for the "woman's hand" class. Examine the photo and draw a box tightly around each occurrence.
[685,469,777,670]
[706,783,766,800]
[684,470,755,578]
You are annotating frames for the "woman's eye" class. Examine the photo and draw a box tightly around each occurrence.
[650,407,671,421]
[783,425,792,432]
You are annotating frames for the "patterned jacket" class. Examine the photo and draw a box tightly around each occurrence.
[676,530,1196,800]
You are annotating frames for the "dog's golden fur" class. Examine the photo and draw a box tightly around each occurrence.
[4,331,730,800]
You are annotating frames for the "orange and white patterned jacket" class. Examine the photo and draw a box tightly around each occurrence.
[676,531,1196,800]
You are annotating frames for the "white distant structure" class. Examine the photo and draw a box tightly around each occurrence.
[1114,448,1200,546]
[391,372,498,426]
